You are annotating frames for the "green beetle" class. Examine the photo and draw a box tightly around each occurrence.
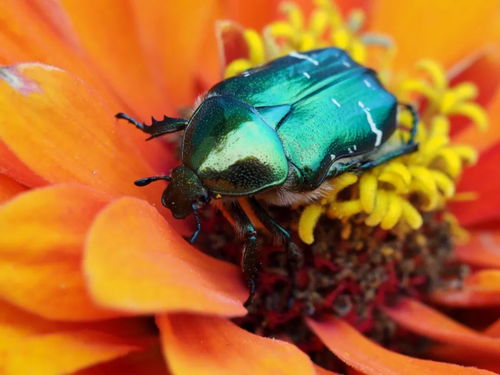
[117,47,418,299]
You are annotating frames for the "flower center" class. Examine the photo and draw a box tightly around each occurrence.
[199,205,467,363]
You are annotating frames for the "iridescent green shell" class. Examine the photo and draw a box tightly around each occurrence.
[183,48,398,195]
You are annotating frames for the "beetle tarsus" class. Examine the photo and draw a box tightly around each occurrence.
[115,112,146,130]
[286,241,304,269]
[398,102,419,144]
[244,279,257,308]
[189,205,202,243]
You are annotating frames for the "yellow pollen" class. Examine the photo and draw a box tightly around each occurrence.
[221,0,488,245]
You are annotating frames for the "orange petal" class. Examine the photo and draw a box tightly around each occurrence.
[431,270,500,307]
[307,316,495,375]
[382,298,500,356]
[157,313,316,375]
[216,20,249,71]
[428,343,500,371]
[0,0,210,166]
[486,318,500,337]
[314,364,343,375]
[0,174,26,203]
[0,299,148,375]
[346,369,366,375]
[0,0,123,109]
[0,63,173,201]
[57,0,172,118]
[128,0,221,109]
[0,184,125,321]
[451,47,500,109]
[74,346,169,375]
[222,0,281,31]
[0,141,47,188]
[4,330,142,375]
[370,1,500,70]
[0,0,174,173]
[455,230,500,269]
[0,300,70,349]
[451,143,500,226]
[24,0,82,46]
[84,197,247,316]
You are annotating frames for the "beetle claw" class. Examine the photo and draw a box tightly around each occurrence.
[287,242,304,269]
[244,279,257,308]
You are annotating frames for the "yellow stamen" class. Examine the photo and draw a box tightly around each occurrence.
[365,190,389,226]
[380,193,403,230]
[401,200,423,229]
[327,200,362,219]
[359,174,377,213]
[224,59,253,78]
[298,204,325,245]
[244,29,265,65]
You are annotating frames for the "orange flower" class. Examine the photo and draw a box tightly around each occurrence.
[0,1,500,374]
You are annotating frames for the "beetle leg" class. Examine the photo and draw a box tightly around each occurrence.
[115,112,188,140]
[226,201,260,306]
[357,142,418,171]
[398,102,419,145]
[189,203,202,244]
[247,197,304,269]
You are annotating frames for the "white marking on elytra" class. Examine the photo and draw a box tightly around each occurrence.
[342,60,352,68]
[358,100,383,147]
[348,147,353,154]
[303,72,311,79]
[331,98,341,108]
[242,71,251,77]
[289,51,319,66]
[353,144,357,151]
[330,154,336,161]
[363,79,373,88]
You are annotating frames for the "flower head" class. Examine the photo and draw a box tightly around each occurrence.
[1,1,500,374]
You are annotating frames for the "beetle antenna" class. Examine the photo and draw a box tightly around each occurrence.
[134,176,172,186]
[189,203,202,244]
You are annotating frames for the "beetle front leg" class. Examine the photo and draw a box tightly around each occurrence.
[226,201,261,306]
[115,112,188,140]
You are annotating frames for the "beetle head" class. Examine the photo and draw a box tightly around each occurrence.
[162,165,210,219]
